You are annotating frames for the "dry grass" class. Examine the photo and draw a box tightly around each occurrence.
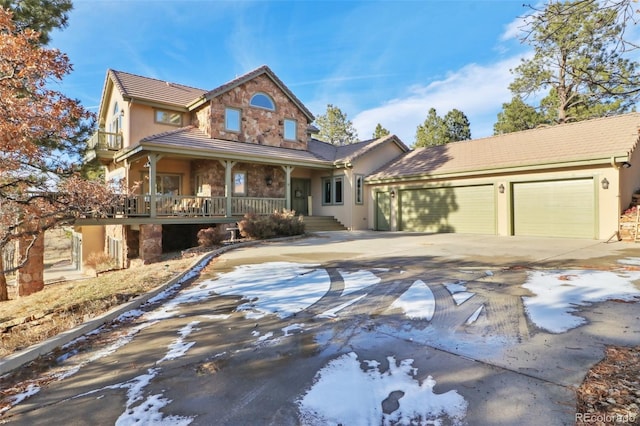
[0,253,199,358]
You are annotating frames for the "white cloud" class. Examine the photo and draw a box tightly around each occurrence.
[352,55,524,144]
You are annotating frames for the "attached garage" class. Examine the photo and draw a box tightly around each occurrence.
[512,179,596,239]
[399,185,496,234]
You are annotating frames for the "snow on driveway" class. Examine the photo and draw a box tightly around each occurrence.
[298,352,467,425]
[522,269,640,333]
[199,262,330,319]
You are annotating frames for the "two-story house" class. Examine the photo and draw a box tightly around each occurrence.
[75,66,409,269]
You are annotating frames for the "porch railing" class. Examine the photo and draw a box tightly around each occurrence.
[88,130,122,151]
[107,195,286,218]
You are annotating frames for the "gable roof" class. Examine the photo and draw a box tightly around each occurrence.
[309,134,410,165]
[367,112,640,182]
[194,65,315,121]
[118,126,332,168]
[107,69,208,108]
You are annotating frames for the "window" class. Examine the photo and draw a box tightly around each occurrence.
[142,173,181,195]
[225,108,241,132]
[284,118,297,141]
[108,102,122,149]
[233,172,246,195]
[355,174,364,204]
[250,93,275,110]
[322,176,344,205]
[155,109,182,126]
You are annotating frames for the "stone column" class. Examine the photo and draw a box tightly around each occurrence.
[139,224,162,264]
[17,232,45,297]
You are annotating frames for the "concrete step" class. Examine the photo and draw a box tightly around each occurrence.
[301,216,348,232]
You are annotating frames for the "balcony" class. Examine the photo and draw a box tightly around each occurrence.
[86,131,123,163]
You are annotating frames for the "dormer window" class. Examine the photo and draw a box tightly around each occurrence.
[250,93,275,111]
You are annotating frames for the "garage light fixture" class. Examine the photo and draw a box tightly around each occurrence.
[390,189,396,198]
[601,178,610,190]
[498,184,505,194]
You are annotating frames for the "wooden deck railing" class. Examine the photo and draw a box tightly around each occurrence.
[88,130,122,151]
[107,195,286,218]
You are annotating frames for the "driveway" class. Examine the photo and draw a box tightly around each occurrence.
[2,232,640,425]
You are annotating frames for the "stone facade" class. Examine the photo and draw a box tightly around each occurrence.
[202,74,309,150]
[139,224,162,263]
[191,160,285,199]
[17,233,44,297]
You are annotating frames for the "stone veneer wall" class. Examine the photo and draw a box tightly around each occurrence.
[191,160,285,199]
[139,224,162,263]
[16,232,44,297]
[203,74,309,150]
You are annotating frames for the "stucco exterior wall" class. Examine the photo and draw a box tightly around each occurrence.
[128,104,189,147]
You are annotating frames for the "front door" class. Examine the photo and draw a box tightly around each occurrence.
[291,178,310,215]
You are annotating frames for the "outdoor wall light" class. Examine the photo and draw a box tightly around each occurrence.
[498,184,505,194]
[390,189,396,198]
[601,178,610,190]
[622,162,632,169]
[265,176,273,186]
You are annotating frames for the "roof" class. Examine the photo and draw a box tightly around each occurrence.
[107,69,208,107]
[367,112,640,182]
[308,134,410,164]
[120,126,332,168]
[198,65,315,121]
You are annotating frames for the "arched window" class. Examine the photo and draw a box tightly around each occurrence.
[250,93,275,111]
[110,102,122,133]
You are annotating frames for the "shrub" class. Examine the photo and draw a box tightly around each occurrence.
[197,226,226,247]
[85,251,117,276]
[238,209,305,239]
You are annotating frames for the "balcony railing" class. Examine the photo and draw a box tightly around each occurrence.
[88,130,123,151]
[106,195,286,218]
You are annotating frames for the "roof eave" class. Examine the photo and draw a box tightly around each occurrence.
[116,141,335,169]
[365,155,631,184]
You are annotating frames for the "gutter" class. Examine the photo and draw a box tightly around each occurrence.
[366,155,632,184]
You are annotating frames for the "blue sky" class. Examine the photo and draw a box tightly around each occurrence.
[50,0,534,144]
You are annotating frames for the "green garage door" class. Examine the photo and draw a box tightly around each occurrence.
[399,185,495,234]
[512,179,595,238]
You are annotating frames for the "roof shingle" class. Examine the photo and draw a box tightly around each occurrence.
[108,70,208,107]
[367,113,640,181]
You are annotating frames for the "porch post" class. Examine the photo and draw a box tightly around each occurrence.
[221,160,236,217]
[281,165,294,210]
[148,154,158,218]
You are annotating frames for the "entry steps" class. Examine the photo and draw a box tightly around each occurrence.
[301,215,348,232]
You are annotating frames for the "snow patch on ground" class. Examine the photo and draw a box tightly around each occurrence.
[522,269,640,333]
[297,352,467,425]
[444,281,475,305]
[338,269,382,296]
[199,262,330,319]
[388,280,435,320]
[316,294,367,318]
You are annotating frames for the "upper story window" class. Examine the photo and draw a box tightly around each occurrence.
[225,107,241,132]
[284,118,297,141]
[250,93,275,111]
[155,109,182,126]
[109,102,122,134]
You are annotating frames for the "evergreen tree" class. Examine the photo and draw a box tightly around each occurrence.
[510,0,639,124]
[372,123,390,139]
[314,104,359,146]
[0,0,73,44]
[415,108,471,147]
[494,96,547,135]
